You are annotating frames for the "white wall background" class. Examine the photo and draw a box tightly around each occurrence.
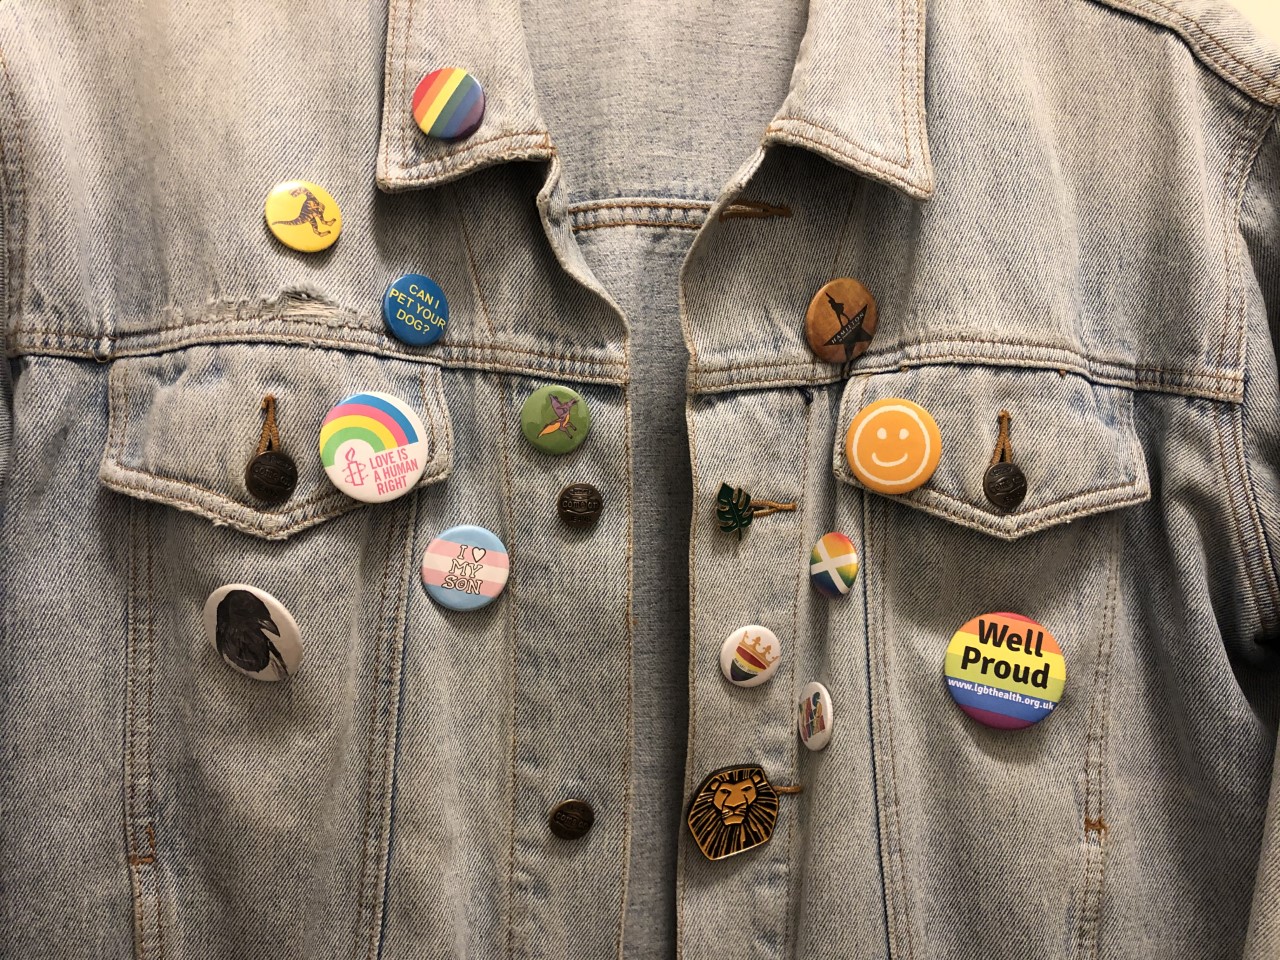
[1228,0,1280,41]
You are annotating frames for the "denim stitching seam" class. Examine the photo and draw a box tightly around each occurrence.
[1136,0,1280,95]
[0,40,26,347]
[675,391,702,960]
[496,373,520,959]
[1227,403,1280,631]
[450,182,497,338]
[366,496,419,959]
[1213,406,1271,634]
[1072,518,1121,958]
[1218,104,1275,371]
[783,395,814,958]
[1229,108,1278,370]
[615,381,636,960]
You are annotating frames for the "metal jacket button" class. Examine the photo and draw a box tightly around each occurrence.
[557,483,603,528]
[203,584,303,681]
[984,411,1027,511]
[246,394,296,504]
[943,612,1065,729]
[264,180,342,253]
[412,67,486,141]
[984,461,1028,511]
[548,799,594,839]
[245,450,297,503]
[805,277,878,363]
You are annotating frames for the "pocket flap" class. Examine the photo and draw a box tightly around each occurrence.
[100,344,453,540]
[832,366,1150,539]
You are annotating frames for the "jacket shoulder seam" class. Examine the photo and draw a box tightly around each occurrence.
[1088,0,1280,107]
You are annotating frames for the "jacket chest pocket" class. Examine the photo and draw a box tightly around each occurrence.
[100,343,454,539]
[95,342,456,954]
[829,364,1147,709]
[833,365,1150,541]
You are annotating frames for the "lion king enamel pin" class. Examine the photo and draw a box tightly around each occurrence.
[687,764,780,860]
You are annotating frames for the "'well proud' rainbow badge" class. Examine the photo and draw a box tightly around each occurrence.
[944,612,1065,730]
[319,391,428,504]
[412,67,486,141]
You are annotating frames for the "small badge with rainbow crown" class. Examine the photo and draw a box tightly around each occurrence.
[719,625,782,688]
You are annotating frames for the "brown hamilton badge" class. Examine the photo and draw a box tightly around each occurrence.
[805,277,878,364]
[687,764,780,861]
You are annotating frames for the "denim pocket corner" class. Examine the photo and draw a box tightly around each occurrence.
[832,365,1151,540]
[98,343,453,540]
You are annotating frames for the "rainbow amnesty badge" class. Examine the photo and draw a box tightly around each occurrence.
[944,612,1065,730]
[319,392,429,504]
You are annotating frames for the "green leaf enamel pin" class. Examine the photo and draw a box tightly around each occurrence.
[716,483,796,540]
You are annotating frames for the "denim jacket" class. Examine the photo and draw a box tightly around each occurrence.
[2,0,1280,958]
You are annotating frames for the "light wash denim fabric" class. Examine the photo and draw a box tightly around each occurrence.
[2,0,1280,958]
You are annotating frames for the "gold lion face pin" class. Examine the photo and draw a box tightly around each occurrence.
[687,764,779,861]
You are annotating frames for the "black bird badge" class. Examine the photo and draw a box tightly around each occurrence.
[216,589,292,680]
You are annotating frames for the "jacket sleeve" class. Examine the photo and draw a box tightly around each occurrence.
[1240,109,1280,960]
[1247,740,1280,955]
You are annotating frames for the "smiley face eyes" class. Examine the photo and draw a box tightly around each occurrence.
[875,427,911,441]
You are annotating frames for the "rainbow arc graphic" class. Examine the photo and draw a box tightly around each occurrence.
[319,393,420,467]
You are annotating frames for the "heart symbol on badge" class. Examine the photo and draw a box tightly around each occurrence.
[471,547,487,563]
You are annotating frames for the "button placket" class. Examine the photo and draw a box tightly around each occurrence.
[496,376,631,954]
[681,387,815,944]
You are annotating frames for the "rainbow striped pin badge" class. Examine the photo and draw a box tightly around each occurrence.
[319,391,429,503]
[810,532,859,599]
[944,612,1065,730]
[412,67,486,141]
[719,625,782,688]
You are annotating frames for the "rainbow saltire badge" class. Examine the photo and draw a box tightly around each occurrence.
[412,67,486,141]
[944,612,1065,730]
[319,391,429,503]
[810,532,859,598]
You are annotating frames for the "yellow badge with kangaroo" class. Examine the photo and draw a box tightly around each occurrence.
[264,180,342,253]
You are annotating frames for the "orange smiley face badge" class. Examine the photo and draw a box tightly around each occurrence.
[845,397,943,495]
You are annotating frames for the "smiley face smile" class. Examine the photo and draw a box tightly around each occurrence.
[871,452,909,468]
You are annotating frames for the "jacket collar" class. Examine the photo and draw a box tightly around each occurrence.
[377,0,935,200]
[764,0,935,199]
